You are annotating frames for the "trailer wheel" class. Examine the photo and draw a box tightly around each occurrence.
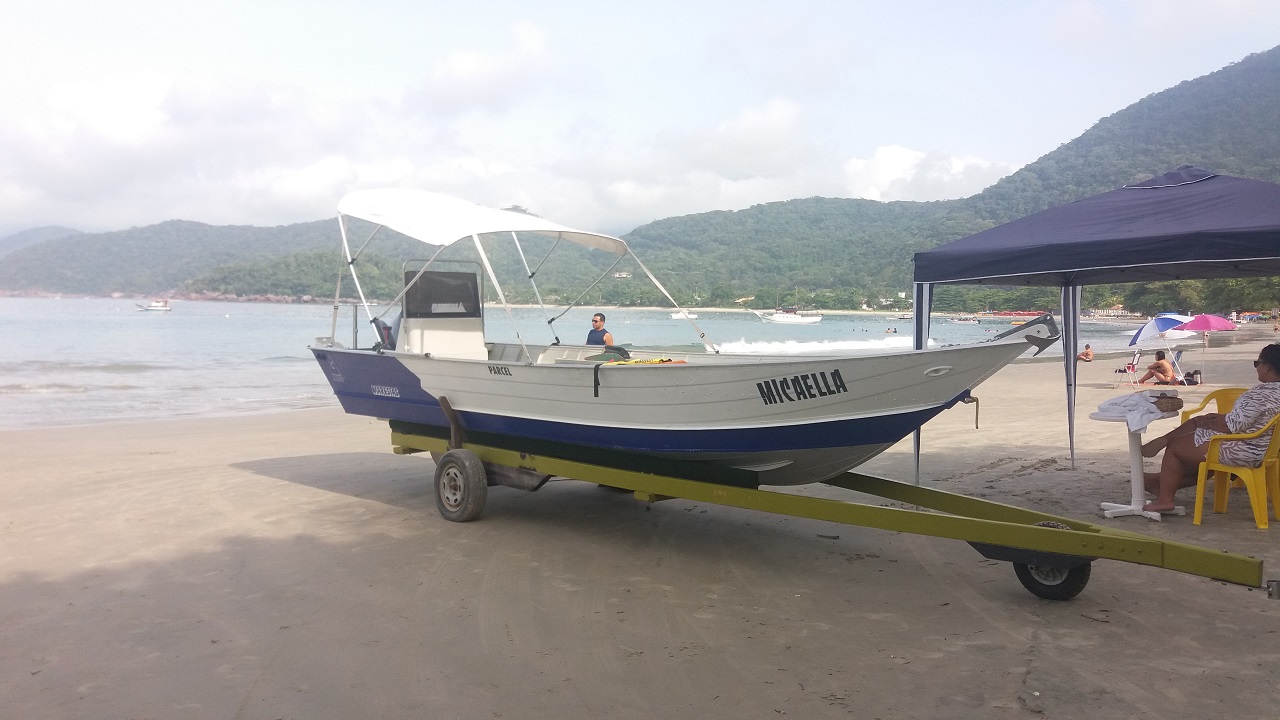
[434,449,487,522]
[1012,521,1091,601]
[1014,561,1091,601]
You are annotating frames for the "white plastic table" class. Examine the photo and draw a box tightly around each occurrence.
[1089,409,1186,521]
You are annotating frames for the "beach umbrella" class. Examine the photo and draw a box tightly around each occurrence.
[1172,314,1238,382]
[1172,313,1238,332]
[1129,314,1194,380]
[1128,314,1193,346]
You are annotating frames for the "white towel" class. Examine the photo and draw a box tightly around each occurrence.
[1095,390,1180,433]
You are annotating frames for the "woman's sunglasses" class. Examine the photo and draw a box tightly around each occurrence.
[1256,360,1267,367]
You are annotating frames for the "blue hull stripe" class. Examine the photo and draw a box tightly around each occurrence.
[313,349,966,454]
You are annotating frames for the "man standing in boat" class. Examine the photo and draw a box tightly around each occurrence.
[586,313,614,346]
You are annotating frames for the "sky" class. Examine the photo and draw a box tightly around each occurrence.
[2,1,1278,238]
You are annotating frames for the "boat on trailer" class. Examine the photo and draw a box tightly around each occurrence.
[311,189,1059,487]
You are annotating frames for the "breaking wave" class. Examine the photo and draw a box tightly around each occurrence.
[0,360,167,374]
[714,336,919,354]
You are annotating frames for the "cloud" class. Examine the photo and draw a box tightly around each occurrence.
[843,146,1014,202]
[0,68,378,230]
[0,25,1011,239]
[497,99,846,233]
[706,13,868,96]
[2,3,1278,241]
[403,22,550,117]
[672,98,813,180]
[0,55,1014,241]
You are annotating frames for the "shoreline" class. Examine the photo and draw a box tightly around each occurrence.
[3,292,1227,322]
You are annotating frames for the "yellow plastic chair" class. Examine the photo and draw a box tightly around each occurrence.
[1183,388,1249,489]
[1180,387,1247,423]
[1193,413,1280,529]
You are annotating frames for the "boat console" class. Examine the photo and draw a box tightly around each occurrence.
[398,270,488,359]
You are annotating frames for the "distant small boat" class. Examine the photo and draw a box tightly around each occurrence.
[136,299,172,312]
[751,308,822,325]
[897,313,913,320]
[670,310,699,320]
[951,316,979,324]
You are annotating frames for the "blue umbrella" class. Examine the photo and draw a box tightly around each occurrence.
[1128,314,1194,346]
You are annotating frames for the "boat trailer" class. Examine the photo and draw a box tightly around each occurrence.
[388,414,1273,602]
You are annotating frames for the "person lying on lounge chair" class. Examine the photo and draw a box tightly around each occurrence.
[1139,343,1280,512]
[1137,350,1175,384]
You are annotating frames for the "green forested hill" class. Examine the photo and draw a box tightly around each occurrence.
[622,197,966,307]
[0,218,425,297]
[965,45,1280,226]
[0,225,81,259]
[0,219,338,295]
[623,44,1280,310]
[2,44,1278,311]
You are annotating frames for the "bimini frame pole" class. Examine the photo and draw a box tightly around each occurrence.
[376,243,451,322]
[471,233,533,363]
[335,213,381,330]
[327,215,352,344]
[630,253,717,353]
[509,231,561,346]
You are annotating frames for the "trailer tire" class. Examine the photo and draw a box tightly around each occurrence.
[434,450,487,522]
[1014,561,1091,601]
[1013,521,1091,601]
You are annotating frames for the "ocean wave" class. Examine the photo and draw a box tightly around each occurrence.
[0,382,144,395]
[235,392,337,410]
[0,383,87,395]
[0,360,168,374]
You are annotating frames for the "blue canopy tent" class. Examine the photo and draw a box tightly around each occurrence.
[911,166,1280,469]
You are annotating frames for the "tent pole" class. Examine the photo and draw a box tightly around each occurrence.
[912,282,934,484]
[1061,284,1081,469]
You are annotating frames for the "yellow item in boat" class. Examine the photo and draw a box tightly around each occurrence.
[606,358,686,365]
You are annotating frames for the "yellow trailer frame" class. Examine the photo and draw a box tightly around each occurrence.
[387,417,1270,601]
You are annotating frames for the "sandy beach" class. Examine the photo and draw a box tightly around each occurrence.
[3,331,1279,718]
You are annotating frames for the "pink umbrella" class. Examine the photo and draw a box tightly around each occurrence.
[1172,314,1238,382]
[1172,314,1238,332]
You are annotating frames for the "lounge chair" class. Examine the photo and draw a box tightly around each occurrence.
[1114,351,1141,388]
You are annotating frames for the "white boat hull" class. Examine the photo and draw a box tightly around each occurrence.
[752,309,821,324]
[313,323,1051,486]
[311,189,1058,487]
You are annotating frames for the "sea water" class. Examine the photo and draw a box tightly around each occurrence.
[0,298,1146,430]
[0,298,336,430]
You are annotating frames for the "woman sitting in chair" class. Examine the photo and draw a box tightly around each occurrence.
[1139,343,1280,512]
[1137,350,1175,384]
